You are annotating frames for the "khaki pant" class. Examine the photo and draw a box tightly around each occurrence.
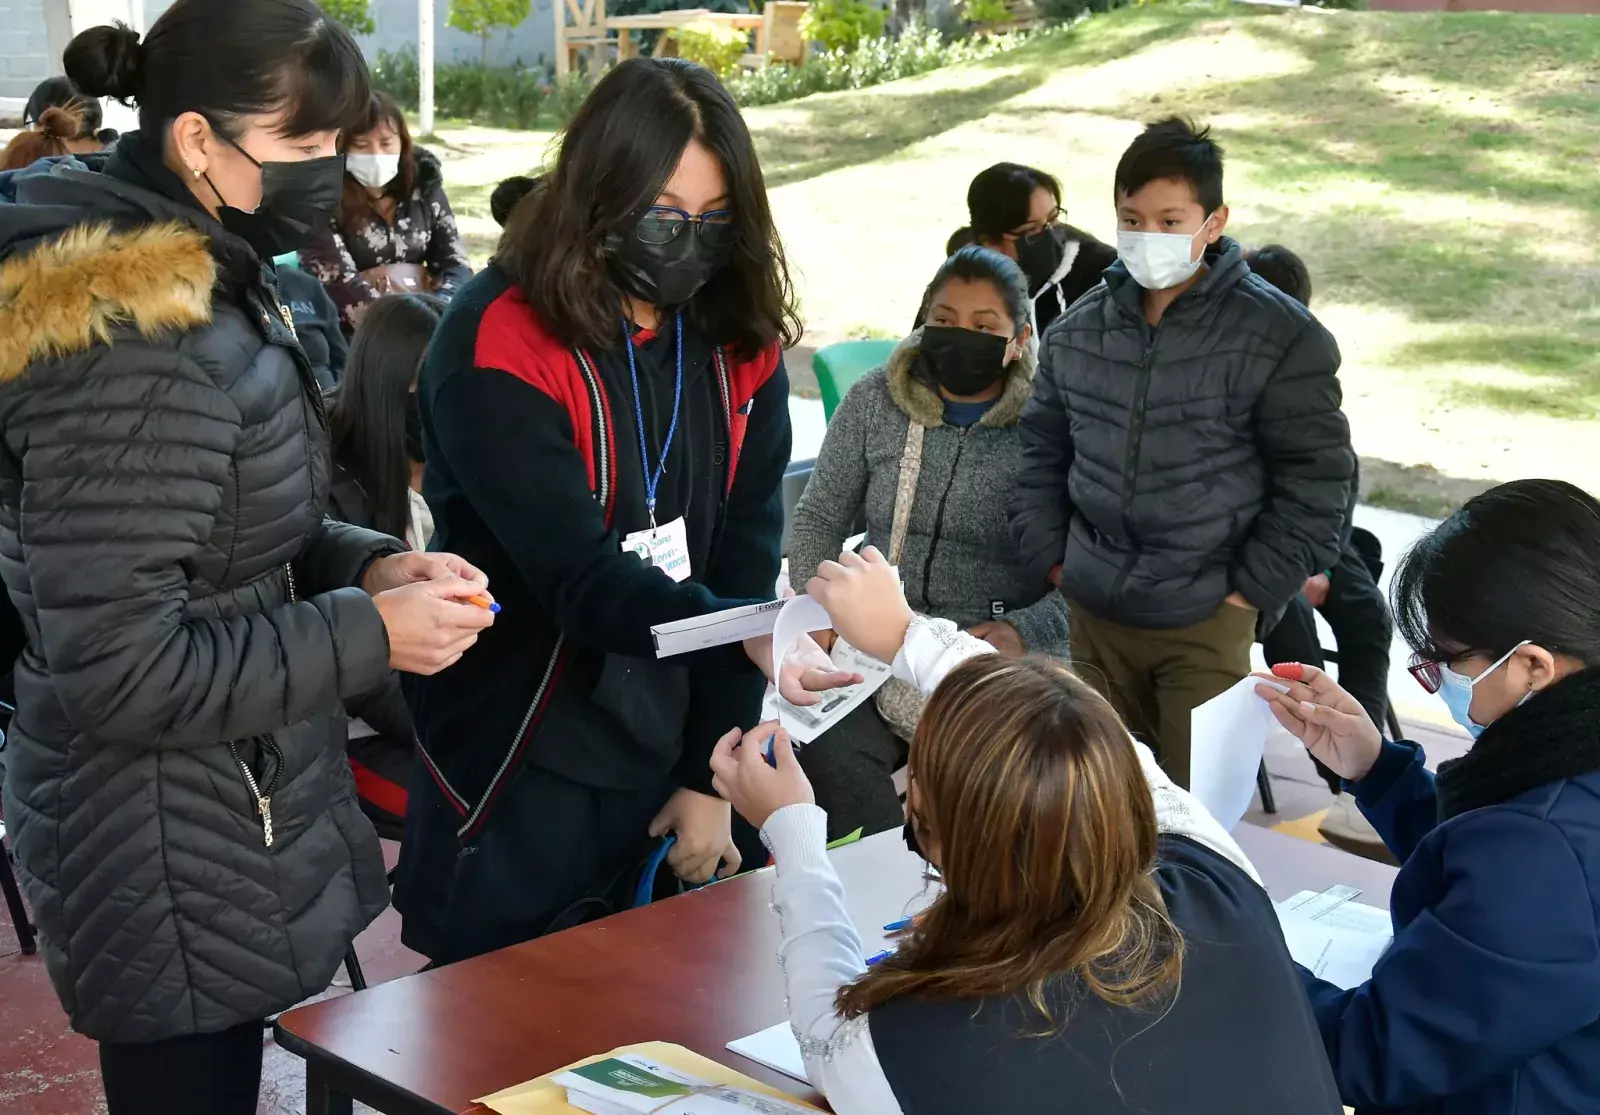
[1068,600,1256,789]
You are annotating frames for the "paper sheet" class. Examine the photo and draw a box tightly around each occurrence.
[726,1023,809,1085]
[1188,676,1290,831]
[652,599,786,658]
[477,1042,821,1114]
[1275,888,1393,990]
[767,595,891,744]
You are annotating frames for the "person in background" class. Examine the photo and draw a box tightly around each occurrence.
[1247,243,1392,791]
[1259,478,1600,1115]
[1011,119,1354,789]
[300,91,472,330]
[786,246,1068,840]
[1,104,96,171]
[327,293,445,835]
[22,75,117,146]
[276,261,347,388]
[945,162,1116,338]
[710,547,1344,1115]
[0,3,497,1113]
[491,173,540,227]
[394,58,799,965]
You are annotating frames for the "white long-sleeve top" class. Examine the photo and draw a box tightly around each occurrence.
[761,616,1261,1115]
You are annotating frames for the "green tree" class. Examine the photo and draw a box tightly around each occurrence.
[447,0,534,65]
[321,0,376,36]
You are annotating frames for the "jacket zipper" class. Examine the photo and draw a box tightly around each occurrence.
[227,562,295,847]
[919,428,968,609]
[1108,322,1163,605]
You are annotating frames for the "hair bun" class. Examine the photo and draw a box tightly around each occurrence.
[63,22,144,104]
[35,105,84,141]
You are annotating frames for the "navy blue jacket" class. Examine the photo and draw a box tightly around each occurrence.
[1304,736,1600,1113]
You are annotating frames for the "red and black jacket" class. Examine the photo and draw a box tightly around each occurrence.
[405,264,790,843]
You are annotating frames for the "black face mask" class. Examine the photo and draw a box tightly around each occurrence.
[1015,226,1067,295]
[606,214,735,309]
[919,325,1012,397]
[404,394,425,464]
[903,817,924,860]
[204,127,346,260]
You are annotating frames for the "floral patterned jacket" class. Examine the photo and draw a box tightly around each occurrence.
[300,147,473,330]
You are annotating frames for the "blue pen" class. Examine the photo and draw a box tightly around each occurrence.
[764,736,778,767]
[882,917,914,932]
[865,949,895,966]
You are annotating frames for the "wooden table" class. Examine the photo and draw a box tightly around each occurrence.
[276,825,1397,1115]
[608,10,768,62]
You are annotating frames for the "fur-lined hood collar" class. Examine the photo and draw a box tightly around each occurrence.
[884,328,1036,429]
[0,220,216,383]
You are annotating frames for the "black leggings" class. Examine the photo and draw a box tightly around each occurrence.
[99,1020,264,1115]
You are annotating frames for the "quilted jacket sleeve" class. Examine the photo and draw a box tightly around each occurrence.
[296,519,406,599]
[12,344,393,746]
[1232,319,1355,612]
[1010,322,1077,588]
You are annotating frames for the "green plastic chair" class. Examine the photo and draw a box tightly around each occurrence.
[813,339,897,423]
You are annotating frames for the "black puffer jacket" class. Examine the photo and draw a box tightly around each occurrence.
[0,137,399,1043]
[1011,238,1354,629]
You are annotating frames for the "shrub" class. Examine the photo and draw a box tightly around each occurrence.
[801,0,888,53]
[322,0,376,36]
[672,20,751,78]
[1033,0,1126,25]
[726,22,1048,107]
[960,0,1013,23]
[372,48,552,130]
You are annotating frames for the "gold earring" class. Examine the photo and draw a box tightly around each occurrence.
[187,164,201,179]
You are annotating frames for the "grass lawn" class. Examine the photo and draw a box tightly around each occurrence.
[432,0,1599,515]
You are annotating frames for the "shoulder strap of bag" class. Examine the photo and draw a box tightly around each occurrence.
[886,422,925,567]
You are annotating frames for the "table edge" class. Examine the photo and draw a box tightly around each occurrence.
[274,1016,460,1115]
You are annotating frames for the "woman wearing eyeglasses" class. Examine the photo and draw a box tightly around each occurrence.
[944,163,1116,338]
[1255,478,1600,1115]
[392,57,802,965]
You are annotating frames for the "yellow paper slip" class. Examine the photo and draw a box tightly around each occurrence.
[475,1041,824,1114]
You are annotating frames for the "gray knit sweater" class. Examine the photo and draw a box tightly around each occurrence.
[790,331,1070,658]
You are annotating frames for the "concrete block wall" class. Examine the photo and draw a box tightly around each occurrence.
[0,0,55,101]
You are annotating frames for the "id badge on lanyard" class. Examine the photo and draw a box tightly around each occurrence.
[621,312,692,583]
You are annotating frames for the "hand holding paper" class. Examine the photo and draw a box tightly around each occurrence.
[765,594,892,742]
[805,547,913,663]
[1189,675,1291,832]
[1254,662,1384,782]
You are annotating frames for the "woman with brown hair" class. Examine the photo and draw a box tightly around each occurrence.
[711,548,1344,1115]
[0,103,100,171]
[299,91,473,329]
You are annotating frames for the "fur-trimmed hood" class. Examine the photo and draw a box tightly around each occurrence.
[883,327,1036,429]
[0,221,216,383]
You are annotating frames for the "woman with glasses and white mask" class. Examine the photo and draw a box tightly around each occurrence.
[300,92,472,330]
[393,57,805,966]
[1256,478,1600,1115]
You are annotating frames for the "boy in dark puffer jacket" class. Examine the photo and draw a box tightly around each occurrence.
[1011,119,1355,788]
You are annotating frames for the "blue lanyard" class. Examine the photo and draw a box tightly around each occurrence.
[622,312,683,531]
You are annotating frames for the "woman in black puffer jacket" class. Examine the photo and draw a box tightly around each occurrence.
[0,4,495,1113]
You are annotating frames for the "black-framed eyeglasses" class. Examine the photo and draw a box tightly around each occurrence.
[635,204,739,248]
[1006,206,1064,241]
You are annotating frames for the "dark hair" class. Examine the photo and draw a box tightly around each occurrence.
[1,105,85,172]
[918,246,1031,339]
[1114,117,1224,214]
[330,295,443,539]
[1393,479,1600,669]
[953,162,1061,247]
[1245,244,1312,307]
[63,0,372,142]
[340,93,417,233]
[836,656,1180,1024]
[491,175,541,227]
[24,76,103,136]
[497,58,801,360]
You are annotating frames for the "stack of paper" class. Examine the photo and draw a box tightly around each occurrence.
[556,1053,818,1115]
[763,594,892,744]
[1274,887,1394,989]
[727,1024,808,1084]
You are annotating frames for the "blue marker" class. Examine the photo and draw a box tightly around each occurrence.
[865,949,895,966]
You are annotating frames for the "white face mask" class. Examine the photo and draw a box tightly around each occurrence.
[346,153,401,191]
[1116,215,1212,291]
